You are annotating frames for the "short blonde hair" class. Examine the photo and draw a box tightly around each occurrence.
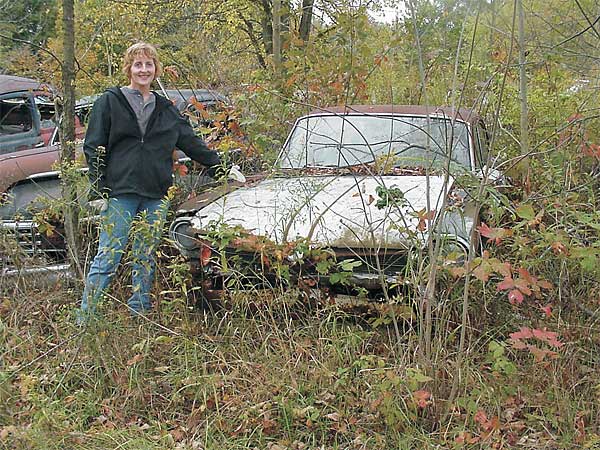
[122,42,163,80]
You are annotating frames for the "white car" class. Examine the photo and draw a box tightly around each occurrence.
[170,105,493,301]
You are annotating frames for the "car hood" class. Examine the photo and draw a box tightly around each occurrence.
[190,175,461,249]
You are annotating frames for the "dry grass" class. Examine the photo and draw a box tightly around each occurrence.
[0,268,599,449]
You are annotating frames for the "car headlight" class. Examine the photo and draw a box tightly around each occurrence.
[170,218,198,251]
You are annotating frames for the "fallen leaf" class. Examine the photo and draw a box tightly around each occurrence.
[126,354,144,366]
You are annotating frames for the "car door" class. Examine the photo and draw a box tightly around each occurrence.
[0,92,43,154]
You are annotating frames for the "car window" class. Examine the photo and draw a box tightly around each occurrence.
[0,95,34,135]
[280,114,472,170]
[0,93,43,154]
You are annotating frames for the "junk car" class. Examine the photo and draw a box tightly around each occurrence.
[169,105,495,300]
[0,75,91,276]
[0,79,228,276]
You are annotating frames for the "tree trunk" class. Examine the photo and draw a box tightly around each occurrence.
[261,0,273,55]
[272,0,281,70]
[60,0,83,278]
[238,13,267,68]
[299,0,314,41]
[517,0,529,159]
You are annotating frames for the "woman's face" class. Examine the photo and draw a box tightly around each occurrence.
[129,54,156,91]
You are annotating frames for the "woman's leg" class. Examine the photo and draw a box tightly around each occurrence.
[128,197,169,313]
[79,196,139,317]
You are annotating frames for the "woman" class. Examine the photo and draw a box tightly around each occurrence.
[78,42,220,320]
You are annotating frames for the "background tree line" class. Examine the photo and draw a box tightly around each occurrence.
[1,0,598,166]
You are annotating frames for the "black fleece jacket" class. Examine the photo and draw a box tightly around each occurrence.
[84,87,220,200]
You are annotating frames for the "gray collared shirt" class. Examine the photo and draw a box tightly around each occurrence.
[120,86,156,136]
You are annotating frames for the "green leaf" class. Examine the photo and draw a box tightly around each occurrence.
[516,204,535,220]
[339,259,362,271]
[316,260,332,274]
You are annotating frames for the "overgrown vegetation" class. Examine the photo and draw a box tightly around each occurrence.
[1,0,600,447]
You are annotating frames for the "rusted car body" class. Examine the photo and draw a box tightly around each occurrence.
[0,76,90,277]
[170,105,492,299]
[0,75,54,154]
[0,79,229,277]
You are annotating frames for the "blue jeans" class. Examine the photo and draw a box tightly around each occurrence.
[79,194,168,317]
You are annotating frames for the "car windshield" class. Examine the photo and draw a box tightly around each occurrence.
[279,114,472,170]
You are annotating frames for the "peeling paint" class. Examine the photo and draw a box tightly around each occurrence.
[191,175,462,247]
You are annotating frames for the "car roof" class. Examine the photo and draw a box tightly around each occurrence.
[0,75,53,96]
[164,88,228,104]
[307,105,481,124]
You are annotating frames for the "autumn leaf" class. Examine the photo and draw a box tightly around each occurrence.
[455,431,480,444]
[537,279,553,290]
[374,54,388,66]
[472,263,489,282]
[325,412,342,421]
[509,327,534,341]
[126,354,144,366]
[527,345,557,362]
[173,162,188,176]
[163,65,179,79]
[551,241,568,255]
[474,409,489,427]
[509,327,564,358]
[532,328,564,348]
[416,209,436,232]
[513,278,532,296]
[478,222,511,245]
[494,261,513,278]
[285,74,298,88]
[540,304,552,318]
[413,390,431,408]
[496,276,515,291]
[517,267,535,284]
[449,266,467,278]
[508,289,524,305]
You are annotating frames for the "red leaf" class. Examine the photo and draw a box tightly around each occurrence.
[510,339,528,350]
[508,289,524,305]
[174,163,188,176]
[532,328,564,348]
[551,241,568,255]
[540,304,552,318]
[517,267,535,284]
[474,409,490,428]
[478,223,511,244]
[527,345,557,362]
[497,262,513,277]
[510,327,533,340]
[497,276,515,291]
[413,390,431,408]
[513,278,532,296]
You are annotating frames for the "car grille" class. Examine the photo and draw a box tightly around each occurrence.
[218,246,409,277]
[337,250,410,276]
[0,220,66,265]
